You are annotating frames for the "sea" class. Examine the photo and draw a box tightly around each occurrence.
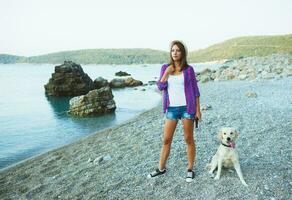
[0,62,221,170]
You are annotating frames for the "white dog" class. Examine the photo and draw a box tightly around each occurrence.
[207,127,248,186]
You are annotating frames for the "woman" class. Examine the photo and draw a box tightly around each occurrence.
[148,40,201,182]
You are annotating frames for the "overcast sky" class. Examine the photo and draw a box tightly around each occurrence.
[1,0,291,56]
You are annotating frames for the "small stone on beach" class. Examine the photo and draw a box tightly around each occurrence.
[245,91,258,98]
[93,156,103,165]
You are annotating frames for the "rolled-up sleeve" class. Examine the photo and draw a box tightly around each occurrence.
[156,64,168,91]
[191,67,200,97]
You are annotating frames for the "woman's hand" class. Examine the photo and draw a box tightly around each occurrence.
[160,65,175,82]
[195,110,202,121]
[165,65,175,75]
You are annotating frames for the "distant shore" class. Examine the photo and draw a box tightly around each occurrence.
[1,77,291,199]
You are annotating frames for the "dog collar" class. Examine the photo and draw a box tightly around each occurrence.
[221,142,233,148]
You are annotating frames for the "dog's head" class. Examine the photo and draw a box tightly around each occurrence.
[217,127,239,148]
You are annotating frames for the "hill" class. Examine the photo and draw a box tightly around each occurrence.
[188,34,292,62]
[0,54,26,64]
[1,34,291,64]
[0,49,168,64]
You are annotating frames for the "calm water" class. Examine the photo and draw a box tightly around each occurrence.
[0,63,220,170]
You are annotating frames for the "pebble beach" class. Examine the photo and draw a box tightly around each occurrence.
[1,76,291,199]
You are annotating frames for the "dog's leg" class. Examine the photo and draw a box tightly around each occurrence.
[209,162,217,175]
[214,158,223,180]
[234,161,248,186]
[208,156,217,177]
[208,164,216,178]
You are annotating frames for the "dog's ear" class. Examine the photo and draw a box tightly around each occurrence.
[234,130,239,139]
[217,129,223,141]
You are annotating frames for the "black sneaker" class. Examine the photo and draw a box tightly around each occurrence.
[186,169,195,182]
[147,168,166,178]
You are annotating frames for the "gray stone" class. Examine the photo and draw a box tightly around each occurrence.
[115,71,131,76]
[200,75,212,83]
[94,77,109,89]
[148,81,156,85]
[124,77,143,87]
[208,54,291,82]
[68,86,116,116]
[110,77,143,88]
[44,61,94,96]
[245,91,258,98]
[103,155,112,161]
[201,104,212,111]
[110,78,126,88]
[93,156,103,165]
[238,74,247,80]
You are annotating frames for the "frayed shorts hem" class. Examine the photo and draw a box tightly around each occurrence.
[164,105,195,120]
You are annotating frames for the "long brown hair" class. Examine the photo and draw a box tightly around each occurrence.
[169,40,189,71]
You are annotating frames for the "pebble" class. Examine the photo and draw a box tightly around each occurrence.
[93,156,103,165]
[245,91,258,98]
[201,104,212,111]
[103,155,112,161]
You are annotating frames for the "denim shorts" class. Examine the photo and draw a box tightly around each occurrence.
[165,105,195,120]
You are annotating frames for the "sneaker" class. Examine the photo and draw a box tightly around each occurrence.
[147,168,166,178]
[186,169,195,182]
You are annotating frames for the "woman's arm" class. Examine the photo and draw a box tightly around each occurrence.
[196,96,202,120]
[160,70,170,82]
[191,66,202,120]
[156,65,173,91]
[196,96,200,112]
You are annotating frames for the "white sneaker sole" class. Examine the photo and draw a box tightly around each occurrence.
[186,178,194,183]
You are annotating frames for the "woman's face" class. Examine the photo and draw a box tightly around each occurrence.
[171,44,182,62]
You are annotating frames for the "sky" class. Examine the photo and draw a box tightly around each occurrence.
[0,0,291,56]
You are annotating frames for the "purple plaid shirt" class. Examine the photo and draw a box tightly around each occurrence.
[156,64,200,114]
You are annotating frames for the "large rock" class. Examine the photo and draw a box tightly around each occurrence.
[109,78,126,88]
[94,77,109,89]
[109,77,143,88]
[124,77,143,87]
[115,71,131,76]
[68,86,116,116]
[44,61,95,96]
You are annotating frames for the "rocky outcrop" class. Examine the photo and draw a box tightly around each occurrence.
[109,77,143,88]
[124,77,143,87]
[44,61,95,96]
[148,81,156,85]
[196,54,292,83]
[109,78,125,88]
[115,71,131,76]
[94,77,109,89]
[196,68,216,83]
[68,86,116,117]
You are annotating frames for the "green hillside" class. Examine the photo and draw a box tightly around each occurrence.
[1,34,291,64]
[0,54,26,64]
[0,49,168,64]
[189,34,292,62]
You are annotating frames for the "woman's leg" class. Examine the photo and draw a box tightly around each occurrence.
[159,119,178,170]
[182,119,195,170]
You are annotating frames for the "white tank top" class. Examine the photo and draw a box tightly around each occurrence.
[168,73,186,106]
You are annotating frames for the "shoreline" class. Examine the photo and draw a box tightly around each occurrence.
[0,105,161,174]
[1,78,291,199]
